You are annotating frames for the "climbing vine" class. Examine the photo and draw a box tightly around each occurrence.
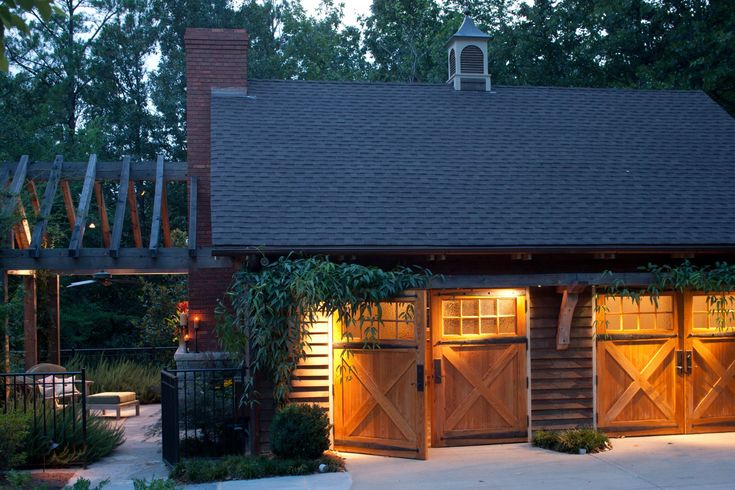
[216,255,433,405]
[597,261,735,330]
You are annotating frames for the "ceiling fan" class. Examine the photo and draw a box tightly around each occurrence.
[66,272,138,288]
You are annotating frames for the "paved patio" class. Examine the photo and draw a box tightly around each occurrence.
[68,404,168,489]
[63,406,735,489]
[346,432,735,490]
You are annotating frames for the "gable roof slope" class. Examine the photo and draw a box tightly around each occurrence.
[210,79,735,251]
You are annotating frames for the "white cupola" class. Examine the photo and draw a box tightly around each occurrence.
[446,14,491,91]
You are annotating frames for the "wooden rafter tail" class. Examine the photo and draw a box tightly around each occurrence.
[188,176,197,258]
[26,180,41,216]
[109,156,131,258]
[30,155,63,258]
[68,154,97,257]
[161,182,172,248]
[60,180,76,233]
[1,156,29,218]
[94,181,111,248]
[127,179,143,248]
[148,154,164,257]
[2,156,31,249]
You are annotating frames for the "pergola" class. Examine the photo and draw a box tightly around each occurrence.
[0,154,231,369]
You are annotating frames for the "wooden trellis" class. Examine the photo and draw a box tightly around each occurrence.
[0,154,224,274]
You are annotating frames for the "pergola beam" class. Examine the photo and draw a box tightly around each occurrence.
[1,160,187,181]
[1,247,230,274]
[109,156,131,257]
[94,181,111,248]
[127,181,143,248]
[68,154,98,257]
[161,184,172,248]
[30,155,63,258]
[60,180,76,233]
[148,154,164,257]
[3,156,31,249]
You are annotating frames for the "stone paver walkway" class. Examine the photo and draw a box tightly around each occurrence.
[69,404,168,489]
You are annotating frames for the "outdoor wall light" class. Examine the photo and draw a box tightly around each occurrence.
[192,316,201,353]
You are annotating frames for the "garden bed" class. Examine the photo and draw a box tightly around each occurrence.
[532,428,611,454]
[170,452,345,484]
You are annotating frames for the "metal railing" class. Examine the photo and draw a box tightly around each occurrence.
[0,370,87,466]
[61,346,177,366]
[9,346,177,367]
[161,367,250,465]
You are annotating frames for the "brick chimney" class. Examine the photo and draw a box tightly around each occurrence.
[185,28,248,351]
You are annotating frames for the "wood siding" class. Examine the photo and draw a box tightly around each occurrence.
[289,315,332,408]
[529,287,594,430]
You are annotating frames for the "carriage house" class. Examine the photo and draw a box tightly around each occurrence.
[182,17,735,459]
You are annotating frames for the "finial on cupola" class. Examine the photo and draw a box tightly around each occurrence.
[446,13,491,91]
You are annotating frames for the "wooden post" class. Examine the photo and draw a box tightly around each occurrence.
[48,274,61,365]
[23,274,37,370]
[3,272,9,375]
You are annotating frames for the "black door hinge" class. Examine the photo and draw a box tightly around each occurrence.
[417,364,425,392]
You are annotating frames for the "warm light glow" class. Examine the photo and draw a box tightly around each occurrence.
[491,288,523,298]
[184,333,190,341]
[88,223,96,229]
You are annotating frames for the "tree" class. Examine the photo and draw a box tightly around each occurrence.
[5,0,117,155]
[0,0,56,71]
[362,0,450,83]
[86,0,160,160]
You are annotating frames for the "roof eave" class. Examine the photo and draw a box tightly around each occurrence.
[211,243,735,257]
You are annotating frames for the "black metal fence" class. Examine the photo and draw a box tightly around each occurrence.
[0,370,88,465]
[61,346,177,366]
[161,367,250,465]
[9,346,177,367]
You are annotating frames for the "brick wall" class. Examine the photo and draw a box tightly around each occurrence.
[185,28,248,351]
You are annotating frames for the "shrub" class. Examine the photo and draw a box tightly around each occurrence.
[24,407,125,466]
[132,478,176,490]
[0,410,32,471]
[533,428,611,454]
[170,453,345,484]
[270,404,330,459]
[66,356,161,404]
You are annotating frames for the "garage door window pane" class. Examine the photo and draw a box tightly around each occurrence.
[604,295,674,331]
[442,296,519,337]
[692,294,735,330]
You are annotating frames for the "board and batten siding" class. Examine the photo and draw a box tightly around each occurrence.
[529,287,594,430]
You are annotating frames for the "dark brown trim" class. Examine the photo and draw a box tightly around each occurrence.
[212,244,735,256]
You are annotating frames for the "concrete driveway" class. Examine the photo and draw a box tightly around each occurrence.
[346,432,735,489]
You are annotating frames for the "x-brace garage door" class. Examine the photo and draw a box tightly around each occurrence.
[332,292,427,459]
[431,290,528,446]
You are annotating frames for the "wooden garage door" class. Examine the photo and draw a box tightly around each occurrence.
[598,293,735,435]
[333,293,427,459]
[596,294,684,435]
[685,293,735,433]
[431,290,528,446]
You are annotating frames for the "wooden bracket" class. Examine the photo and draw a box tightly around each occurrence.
[556,283,586,350]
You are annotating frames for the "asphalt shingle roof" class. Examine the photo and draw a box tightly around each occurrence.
[210,79,735,251]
